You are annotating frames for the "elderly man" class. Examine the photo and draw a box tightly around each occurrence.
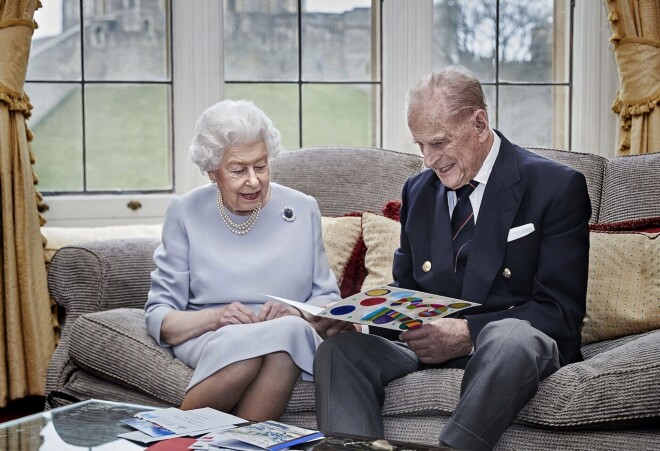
[313,66,591,451]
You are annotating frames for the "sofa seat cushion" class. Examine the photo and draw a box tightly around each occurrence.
[68,310,660,429]
[519,330,660,427]
[387,331,659,427]
[68,308,191,406]
[382,368,464,415]
[66,308,340,413]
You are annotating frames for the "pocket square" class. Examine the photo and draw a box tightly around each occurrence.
[508,223,535,242]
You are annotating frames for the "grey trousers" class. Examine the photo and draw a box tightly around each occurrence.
[314,318,560,451]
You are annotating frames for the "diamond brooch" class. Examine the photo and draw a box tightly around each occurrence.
[282,207,295,222]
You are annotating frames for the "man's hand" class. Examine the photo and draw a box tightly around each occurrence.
[400,318,473,364]
[311,317,360,339]
[258,301,292,321]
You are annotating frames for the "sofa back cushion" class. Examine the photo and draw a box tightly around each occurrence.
[356,210,660,345]
[528,147,607,224]
[360,212,400,291]
[321,216,363,286]
[598,152,660,223]
[582,231,660,344]
[270,146,424,217]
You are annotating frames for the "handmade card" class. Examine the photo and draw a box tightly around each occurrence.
[266,286,480,331]
[214,420,323,451]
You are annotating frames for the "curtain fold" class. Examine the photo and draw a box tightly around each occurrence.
[0,0,54,407]
[606,0,660,155]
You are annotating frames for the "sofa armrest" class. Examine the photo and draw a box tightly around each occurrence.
[48,238,160,329]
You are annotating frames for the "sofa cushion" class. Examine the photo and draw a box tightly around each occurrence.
[589,216,660,233]
[518,330,660,427]
[320,216,362,286]
[66,294,660,430]
[361,212,400,291]
[339,233,368,298]
[598,152,660,223]
[270,147,424,217]
[582,231,660,344]
[68,308,191,406]
[528,147,607,224]
[379,331,660,428]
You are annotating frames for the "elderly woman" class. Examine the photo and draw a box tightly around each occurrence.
[145,100,341,421]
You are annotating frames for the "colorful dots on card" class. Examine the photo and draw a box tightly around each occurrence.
[418,305,448,317]
[360,297,387,307]
[390,296,423,307]
[388,291,417,299]
[362,306,422,329]
[448,302,472,309]
[329,305,356,315]
[364,288,391,296]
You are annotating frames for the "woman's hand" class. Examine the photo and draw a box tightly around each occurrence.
[160,303,256,346]
[214,301,259,327]
[258,301,294,321]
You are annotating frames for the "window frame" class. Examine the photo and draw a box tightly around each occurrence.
[223,0,383,149]
[40,0,616,226]
[42,1,222,226]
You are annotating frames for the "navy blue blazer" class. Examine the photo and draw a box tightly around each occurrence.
[392,131,591,365]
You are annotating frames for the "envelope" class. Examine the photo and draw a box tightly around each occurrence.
[507,223,535,242]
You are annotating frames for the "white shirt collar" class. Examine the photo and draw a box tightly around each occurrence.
[473,129,500,186]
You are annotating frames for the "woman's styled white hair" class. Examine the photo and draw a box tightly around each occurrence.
[189,100,281,173]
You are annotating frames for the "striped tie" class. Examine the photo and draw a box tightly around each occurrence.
[451,180,479,283]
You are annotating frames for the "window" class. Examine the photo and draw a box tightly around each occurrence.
[27,0,172,195]
[432,0,572,149]
[28,1,605,226]
[223,0,381,149]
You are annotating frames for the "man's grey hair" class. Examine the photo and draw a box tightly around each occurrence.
[405,65,489,123]
[189,100,281,173]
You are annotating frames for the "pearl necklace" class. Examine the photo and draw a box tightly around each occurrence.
[216,189,261,235]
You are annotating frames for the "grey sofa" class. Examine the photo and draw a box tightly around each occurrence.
[45,146,660,450]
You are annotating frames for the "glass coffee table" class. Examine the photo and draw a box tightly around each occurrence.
[0,399,450,450]
[0,399,153,450]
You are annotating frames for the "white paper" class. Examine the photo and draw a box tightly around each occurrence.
[211,438,265,451]
[196,425,238,441]
[263,294,325,315]
[189,440,215,450]
[136,407,245,435]
[117,430,183,444]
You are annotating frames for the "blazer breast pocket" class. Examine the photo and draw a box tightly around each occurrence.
[505,229,539,254]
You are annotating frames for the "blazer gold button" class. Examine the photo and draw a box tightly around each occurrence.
[422,261,432,272]
[503,268,512,279]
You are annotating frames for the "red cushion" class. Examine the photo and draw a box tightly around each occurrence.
[337,212,367,298]
[382,200,402,222]
[590,216,660,233]
[338,202,403,297]
[339,236,368,298]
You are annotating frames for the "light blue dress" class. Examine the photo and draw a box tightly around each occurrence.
[145,183,340,390]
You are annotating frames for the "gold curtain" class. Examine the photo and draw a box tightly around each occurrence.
[606,0,660,155]
[0,0,54,407]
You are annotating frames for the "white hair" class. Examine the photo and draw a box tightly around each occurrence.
[405,65,488,123]
[189,100,281,173]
